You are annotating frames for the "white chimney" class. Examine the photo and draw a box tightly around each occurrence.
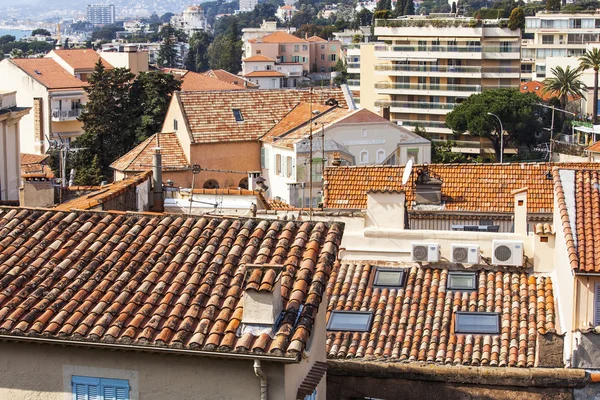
[512,187,528,236]
[243,277,282,325]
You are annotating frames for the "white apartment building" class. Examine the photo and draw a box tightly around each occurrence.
[86,4,116,25]
[170,6,210,36]
[354,15,521,154]
[0,91,30,201]
[522,12,600,81]
[236,0,258,13]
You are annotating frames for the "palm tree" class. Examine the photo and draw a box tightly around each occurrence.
[542,66,586,111]
[579,48,600,123]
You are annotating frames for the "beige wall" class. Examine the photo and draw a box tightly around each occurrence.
[162,94,192,161]
[100,51,150,75]
[357,44,384,113]
[0,341,291,400]
[0,115,22,201]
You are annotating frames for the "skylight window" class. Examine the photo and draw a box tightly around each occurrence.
[454,312,500,334]
[374,268,405,288]
[233,108,244,122]
[327,311,373,332]
[447,271,477,290]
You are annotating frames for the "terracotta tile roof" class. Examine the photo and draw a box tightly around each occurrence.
[202,69,259,88]
[306,35,327,42]
[110,132,189,173]
[178,88,349,143]
[244,71,286,77]
[335,108,394,125]
[54,171,152,211]
[0,207,343,360]
[243,55,276,62]
[520,81,578,102]
[21,153,49,166]
[586,141,600,153]
[249,31,307,43]
[324,162,600,213]
[326,262,556,367]
[261,103,335,143]
[268,198,295,210]
[50,49,113,71]
[554,168,600,273]
[9,59,86,90]
[20,153,54,179]
[180,71,245,91]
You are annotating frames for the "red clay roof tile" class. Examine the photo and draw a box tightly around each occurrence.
[9,58,86,90]
[110,132,189,173]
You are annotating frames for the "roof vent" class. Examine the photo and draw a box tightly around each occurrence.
[34,70,42,75]
[242,265,284,331]
[414,165,442,205]
[312,110,320,115]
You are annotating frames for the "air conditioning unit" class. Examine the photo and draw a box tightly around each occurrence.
[492,240,524,266]
[412,242,440,263]
[451,244,480,264]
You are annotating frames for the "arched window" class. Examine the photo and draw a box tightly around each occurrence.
[376,149,386,163]
[239,178,248,189]
[203,179,219,189]
[360,150,369,164]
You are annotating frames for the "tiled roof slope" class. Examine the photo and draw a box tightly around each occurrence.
[21,154,54,179]
[326,263,556,367]
[324,162,600,213]
[180,71,245,91]
[249,31,306,43]
[554,168,600,272]
[55,171,152,211]
[0,208,343,359]
[202,69,259,88]
[261,103,334,143]
[51,49,113,71]
[9,59,86,90]
[110,132,189,172]
[586,141,600,153]
[178,88,349,143]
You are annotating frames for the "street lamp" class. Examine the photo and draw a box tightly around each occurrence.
[487,112,504,163]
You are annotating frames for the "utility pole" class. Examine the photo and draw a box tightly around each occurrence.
[537,103,575,162]
[308,87,313,221]
[46,134,86,204]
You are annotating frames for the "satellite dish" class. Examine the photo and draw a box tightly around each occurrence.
[402,158,414,185]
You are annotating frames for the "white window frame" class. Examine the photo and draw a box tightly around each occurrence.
[359,150,369,164]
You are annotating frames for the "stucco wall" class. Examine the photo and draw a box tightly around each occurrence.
[0,117,21,201]
[0,341,288,400]
[262,143,296,203]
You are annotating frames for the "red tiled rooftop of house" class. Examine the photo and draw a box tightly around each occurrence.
[110,132,189,173]
[0,207,343,360]
[306,35,327,42]
[180,71,245,91]
[177,88,349,144]
[20,153,54,179]
[324,162,600,213]
[9,58,86,90]
[249,31,307,43]
[244,71,286,78]
[243,55,276,62]
[586,141,600,153]
[50,49,113,71]
[202,69,258,88]
[326,262,556,367]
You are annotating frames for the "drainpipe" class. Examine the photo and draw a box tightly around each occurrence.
[253,360,268,400]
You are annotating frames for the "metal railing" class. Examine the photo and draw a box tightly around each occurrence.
[375,44,483,53]
[51,109,82,119]
[347,79,360,86]
[374,64,482,73]
[376,100,456,110]
[482,66,521,74]
[400,120,448,129]
[375,82,482,92]
[347,63,361,69]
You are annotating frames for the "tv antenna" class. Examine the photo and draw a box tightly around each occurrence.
[46,134,87,204]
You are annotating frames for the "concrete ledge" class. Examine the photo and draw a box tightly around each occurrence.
[327,360,589,388]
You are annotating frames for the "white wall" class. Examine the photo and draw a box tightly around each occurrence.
[249,76,281,89]
[261,143,296,203]
[0,116,22,201]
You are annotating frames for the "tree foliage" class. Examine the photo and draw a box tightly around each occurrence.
[31,28,51,36]
[91,24,123,41]
[185,31,214,72]
[542,66,586,110]
[545,0,561,11]
[579,48,600,123]
[376,0,392,10]
[445,89,544,161]
[508,7,525,31]
[208,19,243,73]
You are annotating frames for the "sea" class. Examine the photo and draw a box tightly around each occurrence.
[0,29,32,39]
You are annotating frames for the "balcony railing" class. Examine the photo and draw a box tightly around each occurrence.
[347,62,361,69]
[375,82,482,92]
[347,79,360,86]
[481,66,521,74]
[374,64,482,73]
[401,120,448,129]
[482,46,519,53]
[51,109,82,120]
[376,100,456,110]
[375,44,483,53]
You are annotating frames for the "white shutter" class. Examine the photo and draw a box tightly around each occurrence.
[595,283,600,326]
[282,156,287,177]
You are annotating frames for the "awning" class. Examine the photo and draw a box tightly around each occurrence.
[484,37,520,42]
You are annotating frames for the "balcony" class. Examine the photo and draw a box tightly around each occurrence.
[374,44,483,60]
[376,100,456,114]
[481,66,521,78]
[375,82,481,96]
[374,63,482,78]
[399,120,452,134]
[482,46,521,60]
[51,108,82,122]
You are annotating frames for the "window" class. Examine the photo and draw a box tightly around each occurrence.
[266,64,272,70]
[72,376,129,400]
[292,56,300,62]
[361,128,367,137]
[280,45,286,52]
[542,35,554,45]
[294,45,299,52]
[418,40,426,51]
[233,108,244,122]
[454,312,500,334]
[329,54,337,62]
[331,45,336,51]
[276,154,282,175]
[374,268,405,288]
[447,271,477,290]
[320,54,325,60]
[407,148,419,163]
[360,150,368,164]
[321,44,325,49]
[304,389,317,400]
[173,118,178,130]
[302,44,308,51]
[287,156,293,177]
[327,311,373,332]
[376,149,385,163]
[256,49,261,54]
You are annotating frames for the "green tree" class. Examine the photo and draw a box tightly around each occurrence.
[31,28,51,36]
[208,20,243,73]
[333,59,347,85]
[545,0,561,11]
[74,154,105,185]
[10,48,24,58]
[376,0,392,11]
[542,66,586,111]
[130,71,181,141]
[579,48,600,123]
[508,7,525,31]
[353,8,373,27]
[445,88,544,161]
[74,60,136,182]
[451,1,457,13]
[157,34,178,68]
[404,0,415,15]
[184,31,213,72]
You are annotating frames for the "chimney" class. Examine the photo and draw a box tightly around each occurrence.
[19,177,55,207]
[380,106,390,121]
[365,190,406,230]
[332,151,341,166]
[151,148,164,212]
[242,267,283,326]
[247,171,261,191]
[414,166,442,205]
[512,187,528,235]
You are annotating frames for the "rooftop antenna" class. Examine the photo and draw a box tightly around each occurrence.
[401,158,413,185]
[46,133,87,204]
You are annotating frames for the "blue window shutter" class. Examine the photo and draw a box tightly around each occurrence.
[72,376,100,400]
[103,386,116,400]
[101,378,129,400]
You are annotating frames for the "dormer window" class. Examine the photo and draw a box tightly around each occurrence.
[373,268,405,288]
[455,312,500,334]
[233,108,244,122]
[327,311,373,332]
[447,271,477,290]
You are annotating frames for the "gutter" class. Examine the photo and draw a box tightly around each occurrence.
[327,360,590,389]
[0,334,299,364]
